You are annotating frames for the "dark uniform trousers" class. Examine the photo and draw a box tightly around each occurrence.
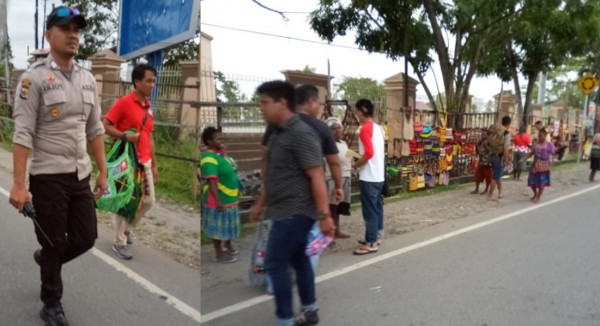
[29,172,97,305]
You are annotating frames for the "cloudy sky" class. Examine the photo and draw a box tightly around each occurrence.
[8,0,508,103]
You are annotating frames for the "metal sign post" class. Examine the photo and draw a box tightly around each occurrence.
[577,73,599,164]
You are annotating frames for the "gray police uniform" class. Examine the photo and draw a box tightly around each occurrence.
[12,53,104,306]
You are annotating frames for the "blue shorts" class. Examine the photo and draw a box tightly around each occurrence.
[489,155,503,181]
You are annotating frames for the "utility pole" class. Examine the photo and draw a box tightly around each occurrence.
[41,0,48,49]
[35,0,39,50]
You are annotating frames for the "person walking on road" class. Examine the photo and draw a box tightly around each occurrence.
[487,116,512,200]
[9,6,107,326]
[260,84,342,292]
[588,133,600,182]
[250,80,335,326]
[524,128,556,203]
[352,99,386,255]
[513,126,532,181]
[200,127,241,263]
[471,126,492,195]
[103,64,158,260]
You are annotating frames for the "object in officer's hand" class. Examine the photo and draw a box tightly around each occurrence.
[23,202,55,247]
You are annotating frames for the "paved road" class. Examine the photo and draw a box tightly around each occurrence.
[0,167,201,325]
[202,184,600,326]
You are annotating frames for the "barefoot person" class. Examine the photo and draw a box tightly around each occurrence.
[525,128,556,203]
[325,117,351,239]
[200,127,241,263]
[486,125,505,201]
[471,126,492,195]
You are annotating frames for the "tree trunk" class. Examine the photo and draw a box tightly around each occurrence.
[522,71,538,127]
[512,68,523,119]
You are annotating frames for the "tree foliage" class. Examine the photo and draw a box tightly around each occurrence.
[483,0,600,125]
[310,0,518,128]
[62,0,198,65]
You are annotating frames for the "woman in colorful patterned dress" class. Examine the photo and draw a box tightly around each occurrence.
[524,128,556,203]
[200,127,240,263]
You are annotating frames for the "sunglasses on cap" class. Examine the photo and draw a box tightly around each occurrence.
[55,7,81,17]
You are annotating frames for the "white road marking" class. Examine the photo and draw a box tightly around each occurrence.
[0,186,201,324]
[201,184,600,323]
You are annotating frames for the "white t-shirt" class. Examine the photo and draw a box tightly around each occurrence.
[325,140,351,179]
[358,120,385,182]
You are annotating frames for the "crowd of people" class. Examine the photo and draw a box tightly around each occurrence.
[471,117,600,204]
[200,81,386,326]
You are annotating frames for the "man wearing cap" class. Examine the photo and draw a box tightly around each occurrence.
[9,6,106,326]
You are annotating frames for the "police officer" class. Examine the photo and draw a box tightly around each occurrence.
[8,6,107,326]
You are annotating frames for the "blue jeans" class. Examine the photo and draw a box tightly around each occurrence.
[359,181,384,245]
[265,215,318,326]
[265,222,320,294]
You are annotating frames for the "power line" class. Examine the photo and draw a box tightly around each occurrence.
[200,22,365,51]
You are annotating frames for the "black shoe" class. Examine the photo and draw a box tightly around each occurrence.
[294,309,319,326]
[33,249,41,266]
[40,303,69,326]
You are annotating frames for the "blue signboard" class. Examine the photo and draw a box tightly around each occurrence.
[118,0,200,60]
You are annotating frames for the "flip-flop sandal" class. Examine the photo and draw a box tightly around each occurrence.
[353,246,378,255]
[357,239,382,246]
[212,255,237,263]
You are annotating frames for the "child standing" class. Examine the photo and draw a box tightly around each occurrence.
[325,117,352,238]
[525,128,556,203]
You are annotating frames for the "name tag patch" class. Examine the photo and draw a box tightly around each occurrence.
[42,83,64,92]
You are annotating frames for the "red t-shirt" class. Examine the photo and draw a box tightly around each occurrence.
[105,92,154,163]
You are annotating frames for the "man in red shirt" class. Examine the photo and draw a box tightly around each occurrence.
[103,64,158,260]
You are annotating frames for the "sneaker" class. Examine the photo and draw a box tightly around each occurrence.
[40,302,69,326]
[34,249,41,266]
[294,309,319,326]
[112,244,133,260]
[124,231,134,245]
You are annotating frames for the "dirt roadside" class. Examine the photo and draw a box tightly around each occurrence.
[201,160,593,290]
[0,147,201,270]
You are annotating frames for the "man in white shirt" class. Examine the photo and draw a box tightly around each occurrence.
[351,99,385,255]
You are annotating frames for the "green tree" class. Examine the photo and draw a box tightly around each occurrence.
[309,0,518,128]
[63,0,198,64]
[300,65,317,73]
[334,76,385,120]
[214,71,247,121]
[484,0,600,126]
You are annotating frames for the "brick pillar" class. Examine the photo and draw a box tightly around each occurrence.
[384,73,418,157]
[89,50,125,114]
[280,70,333,117]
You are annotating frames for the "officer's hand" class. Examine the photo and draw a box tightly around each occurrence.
[94,170,108,200]
[126,133,141,143]
[9,184,31,213]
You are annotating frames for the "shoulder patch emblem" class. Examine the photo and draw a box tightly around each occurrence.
[19,79,32,100]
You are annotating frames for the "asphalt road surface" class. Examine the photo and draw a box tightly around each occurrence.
[202,183,600,326]
[0,167,201,325]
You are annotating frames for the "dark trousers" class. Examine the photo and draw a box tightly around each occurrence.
[29,173,97,305]
[359,181,384,245]
[264,215,316,322]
